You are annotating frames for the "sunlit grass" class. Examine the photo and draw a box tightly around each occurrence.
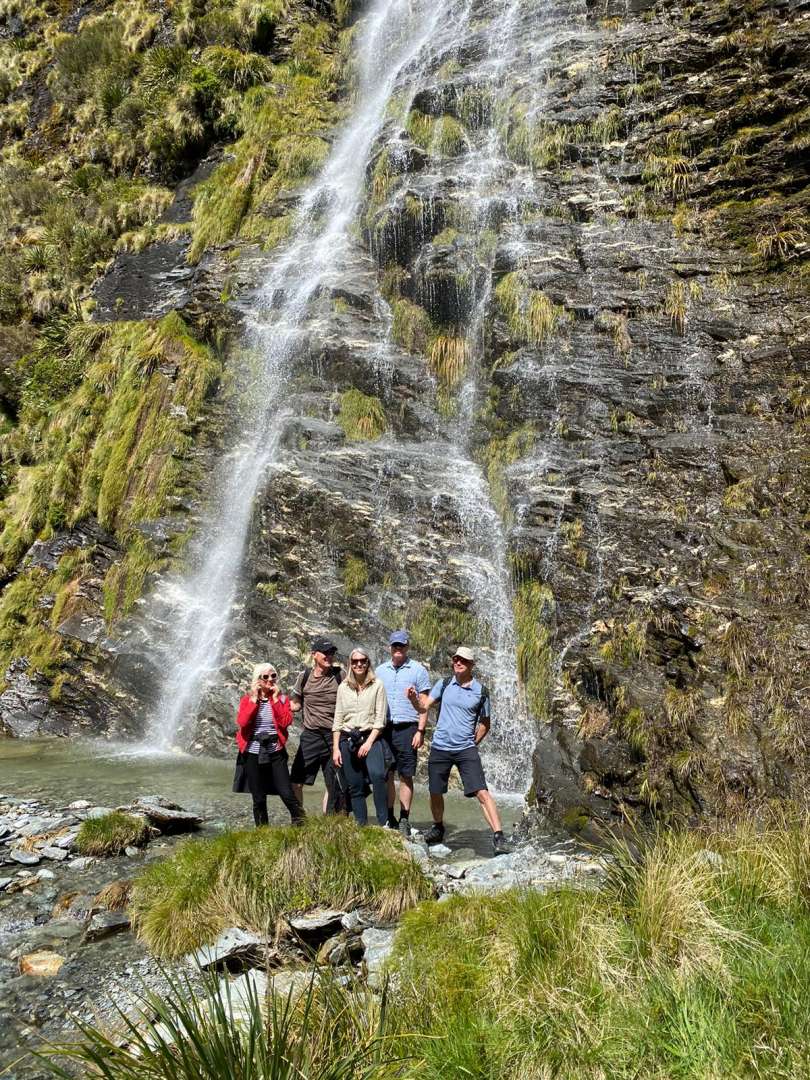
[75,811,151,856]
[130,817,432,958]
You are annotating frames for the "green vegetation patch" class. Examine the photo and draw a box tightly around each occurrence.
[342,554,369,595]
[76,811,151,856]
[337,388,386,441]
[513,580,554,720]
[387,820,810,1079]
[494,271,568,345]
[130,817,432,958]
[480,424,534,519]
[409,600,479,657]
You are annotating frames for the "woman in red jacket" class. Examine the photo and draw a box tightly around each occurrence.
[235,663,304,826]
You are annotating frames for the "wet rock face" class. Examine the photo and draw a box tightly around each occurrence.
[9,0,806,826]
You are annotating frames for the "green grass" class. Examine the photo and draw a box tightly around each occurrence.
[337,389,386,441]
[494,271,568,345]
[343,555,369,595]
[75,811,151,856]
[38,819,810,1078]
[39,968,395,1080]
[129,817,432,958]
[386,820,810,1079]
[409,601,479,658]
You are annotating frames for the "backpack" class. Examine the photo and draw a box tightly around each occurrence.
[436,675,490,721]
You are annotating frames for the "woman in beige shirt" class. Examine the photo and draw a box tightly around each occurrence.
[332,647,389,826]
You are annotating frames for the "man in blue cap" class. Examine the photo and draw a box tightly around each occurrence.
[375,630,431,836]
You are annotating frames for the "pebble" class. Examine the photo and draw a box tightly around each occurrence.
[547,853,568,865]
[67,800,92,810]
[124,846,141,857]
[68,857,96,870]
[36,869,55,880]
[427,843,452,857]
[0,877,13,891]
[19,951,66,977]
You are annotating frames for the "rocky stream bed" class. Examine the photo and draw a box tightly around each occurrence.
[0,782,601,1079]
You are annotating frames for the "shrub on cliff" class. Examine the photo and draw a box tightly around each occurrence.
[130,816,432,958]
[75,811,151,856]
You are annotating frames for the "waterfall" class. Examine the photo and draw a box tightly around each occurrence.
[146,0,449,748]
[144,0,569,798]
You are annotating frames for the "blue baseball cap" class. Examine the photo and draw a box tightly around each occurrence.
[389,630,410,646]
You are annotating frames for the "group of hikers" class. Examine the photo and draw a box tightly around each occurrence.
[233,631,512,855]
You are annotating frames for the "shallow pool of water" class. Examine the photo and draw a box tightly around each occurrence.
[0,738,525,854]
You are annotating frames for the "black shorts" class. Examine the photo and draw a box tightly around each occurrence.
[386,722,418,779]
[290,728,332,785]
[428,746,487,797]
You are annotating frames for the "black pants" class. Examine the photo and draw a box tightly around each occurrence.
[244,750,304,826]
[339,734,388,826]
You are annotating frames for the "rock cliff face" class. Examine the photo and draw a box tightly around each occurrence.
[0,0,807,827]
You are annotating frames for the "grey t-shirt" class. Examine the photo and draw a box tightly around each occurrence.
[292,668,341,731]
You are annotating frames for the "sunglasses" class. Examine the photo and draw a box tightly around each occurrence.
[350,658,369,665]
[451,656,472,664]
[259,673,277,681]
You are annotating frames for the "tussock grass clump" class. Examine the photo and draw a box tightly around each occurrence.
[427,333,468,387]
[342,554,368,595]
[76,812,150,857]
[337,388,386,441]
[129,817,431,958]
[494,271,567,345]
[387,819,810,1079]
[40,969,393,1080]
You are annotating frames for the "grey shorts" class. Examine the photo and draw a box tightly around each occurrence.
[427,746,487,797]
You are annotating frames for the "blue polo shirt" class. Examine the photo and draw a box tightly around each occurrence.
[375,658,431,725]
[431,676,490,752]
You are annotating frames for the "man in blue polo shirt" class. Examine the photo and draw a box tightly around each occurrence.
[407,645,510,855]
[376,630,431,837]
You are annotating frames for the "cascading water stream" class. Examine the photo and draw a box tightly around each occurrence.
[146,0,449,749]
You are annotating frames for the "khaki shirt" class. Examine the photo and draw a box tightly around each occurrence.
[333,678,387,733]
[292,668,341,731]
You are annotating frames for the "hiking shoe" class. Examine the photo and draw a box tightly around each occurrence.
[424,822,445,845]
[398,817,412,838]
[492,831,512,856]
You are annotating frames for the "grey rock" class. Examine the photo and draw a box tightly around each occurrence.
[129,798,202,832]
[340,911,369,933]
[10,850,41,866]
[84,807,114,820]
[67,857,96,871]
[36,868,55,879]
[18,817,55,837]
[67,800,92,810]
[361,928,396,988]
[0,877,12,891]
[40,846,69,862]
[124,846,141,857]
[190,928,268,971]
[288,909,346,934]
[85,910,131,941]
[427,843,452,858]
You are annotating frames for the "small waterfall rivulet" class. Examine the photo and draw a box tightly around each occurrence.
[145,0,583,794]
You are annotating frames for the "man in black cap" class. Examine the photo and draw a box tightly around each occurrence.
[290,636,345,813]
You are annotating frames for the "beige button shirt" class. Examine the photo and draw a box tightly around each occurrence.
[333,678,388,732]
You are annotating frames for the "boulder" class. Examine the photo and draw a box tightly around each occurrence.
[361,927,396,987]
[190,928,272,972]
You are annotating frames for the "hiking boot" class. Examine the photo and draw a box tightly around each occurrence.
[424,822,445,845]
[492,831,512,856]
[398,817,412,838]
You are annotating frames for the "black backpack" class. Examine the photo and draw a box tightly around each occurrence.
[436,675,490,721]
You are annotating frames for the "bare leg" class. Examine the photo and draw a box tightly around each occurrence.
[322,789,329,814]
[387,772,396,811]
[399,776,414,813]
[475,789,502,832]
[429,793,445,824]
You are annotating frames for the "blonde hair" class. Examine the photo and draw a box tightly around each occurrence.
[346,647,375,691]
[249,662,278,702]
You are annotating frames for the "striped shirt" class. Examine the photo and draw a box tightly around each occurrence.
[248,700,277,753]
